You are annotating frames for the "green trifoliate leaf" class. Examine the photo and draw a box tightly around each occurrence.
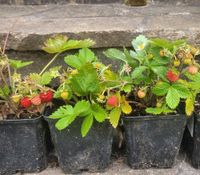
[146,106,173,115]
[70,63,100,96]
[43,35,68,53]
[104,48,126,63]
[146,107,163,115]
[131,66,147,79]
[64,55,82,69]
[43,35,95,54]
[78,48,97,62]
[151,66,168,81]
[166,87,180,109]
[151,38,185,51]
[152,82,170,96]
[49,105,74,119]
[64,48,97,69]
[9,59,33,69]
[91,103,107,122]
[172,83,190,99]
[74,100,90,116]
[55,114,77,130]
[121,84,132,93]
[81,114,94,137]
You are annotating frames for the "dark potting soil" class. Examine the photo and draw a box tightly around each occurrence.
[6,112,40,120]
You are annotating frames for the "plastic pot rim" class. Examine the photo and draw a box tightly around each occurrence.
[122,114,186,122]
[0,115,42,125]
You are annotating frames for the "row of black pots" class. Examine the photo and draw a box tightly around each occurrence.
[0,112,199,174]
[182,113,200,168]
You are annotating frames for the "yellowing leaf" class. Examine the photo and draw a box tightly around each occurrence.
[185,97,194,116]
[109,107,121,128]
[121,101,132,114]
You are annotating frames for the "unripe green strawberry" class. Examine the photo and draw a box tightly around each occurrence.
[60,91,69,100]
[184,58,192,65]
[107,96,119,107]
[159,50,165,57]
[191,47,198,55]
[11,95,20,103]
[173,60,180,67]
[156,102,162,108]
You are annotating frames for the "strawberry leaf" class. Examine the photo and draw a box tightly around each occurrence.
[109,107,121,128]
[166,87,180,109]
[81,114,93,137]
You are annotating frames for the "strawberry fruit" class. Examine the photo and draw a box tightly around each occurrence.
[166,70,179,83]
[107,96,119,107]
[137,90,146,99]
[40,90,53,103]
[31,95,42,106]
[188,65,198,75]
[20,97,32,108]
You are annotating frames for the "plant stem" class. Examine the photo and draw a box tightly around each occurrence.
[39,52,60,75]
[2,33,9,55]
[0,70,8,88]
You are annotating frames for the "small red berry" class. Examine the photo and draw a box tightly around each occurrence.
[166,70,179,82]
[107,96,119,107]
[188,65,198,75]
[40,90,53,103]
[31,95,42,106]
[20,97,32,108]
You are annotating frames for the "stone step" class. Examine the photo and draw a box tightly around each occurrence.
[0,0,199,5]
[0,0,123,5]
[1,3,200,51]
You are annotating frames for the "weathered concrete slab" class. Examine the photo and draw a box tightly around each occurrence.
[0,4,200,51]
[1,0,200,5]
[0,0,123,5]
[22,153,200,175]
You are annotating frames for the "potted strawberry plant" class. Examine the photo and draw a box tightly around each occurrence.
[104,35,200,168]
[0,34,101,174]
[180,47,200,168]
[43,36,132,173]
[0,34,63,174]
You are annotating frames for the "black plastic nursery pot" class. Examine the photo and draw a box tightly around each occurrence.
[123,114,187,169]
[0,116,48,175]
[182,113,200,168]
[45,116,113,174]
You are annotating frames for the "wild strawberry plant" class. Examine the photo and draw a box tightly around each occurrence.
[48,42,132,137]
[105,35,200,116]
[0,34,93,119]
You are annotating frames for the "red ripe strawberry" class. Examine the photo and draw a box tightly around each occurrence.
[107,96,119,107]
[166,70,179,82]
[40,90,53,103]
[188,65,198,75]
[31,95,41,106]
[20,97,32,108]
